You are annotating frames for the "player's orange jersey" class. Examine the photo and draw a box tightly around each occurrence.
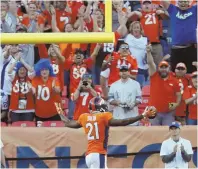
[32,77,61,118]
[21,15,45,27]
[77,112,113,155]
[10,77,34,111]
[172,74,190,117]
[56,9,72,32]
[104,52,138,86]
[183,85,197,120]
[65,58,93,94]
[140,11,160,43]
[72,88,102,120]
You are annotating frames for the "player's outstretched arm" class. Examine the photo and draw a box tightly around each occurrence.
[109,106,156,126]
[54,102,82,128]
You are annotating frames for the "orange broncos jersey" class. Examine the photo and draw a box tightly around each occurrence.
[10,77,34,111]
[56,9,72,32]
[104,52,138,86]
[21,15,45,27]
[172,74,190,117]
[183,85,197,120]
[140,11,161,43]
[77,112,113,155]
[32,77,61,118]
[65,58,93,94]
[72,88,102,120]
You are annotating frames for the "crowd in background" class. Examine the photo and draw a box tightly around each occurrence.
[1,0,197,126]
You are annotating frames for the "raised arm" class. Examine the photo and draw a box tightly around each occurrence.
[161,0,171,10]
[54,102,82,128]
[146,44,157,76]
[50,5,60,32]
[109,106,156,126]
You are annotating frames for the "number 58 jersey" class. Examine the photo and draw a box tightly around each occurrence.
[77,112,113,155]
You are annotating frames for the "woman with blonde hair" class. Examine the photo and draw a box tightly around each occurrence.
[125,21,148,88]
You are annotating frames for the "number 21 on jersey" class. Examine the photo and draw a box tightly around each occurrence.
[145,13,156,25]
[86,122,99,140]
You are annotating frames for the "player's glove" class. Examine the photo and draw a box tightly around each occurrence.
[142,106,157,119]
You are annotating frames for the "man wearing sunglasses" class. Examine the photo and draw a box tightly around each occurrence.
[100,42,138,99]
[146,44,181,126]
[173,63,190,125]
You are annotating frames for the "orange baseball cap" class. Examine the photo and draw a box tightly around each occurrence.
[176,62,187,69]
[158,61,169,67]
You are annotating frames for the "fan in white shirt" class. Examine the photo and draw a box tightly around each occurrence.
[125,21,148,88]
[160,122,193,168]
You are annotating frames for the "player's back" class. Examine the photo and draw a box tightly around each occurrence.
[78,112,113,155]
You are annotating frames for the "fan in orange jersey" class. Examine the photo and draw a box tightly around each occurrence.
[31,59,61,122]
[100,42,138,99]
[21,2,45,32]
[71,74,101,120]
[65,45,101,95]
[55,97,156,169]
[55,1,72,32]
[37,44,65,90]
[172,63,190,125]
[183,71,197,125]
[7,56,35,123]
[130,0,169,66]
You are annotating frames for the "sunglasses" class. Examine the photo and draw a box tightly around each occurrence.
[176,67,186,70]
[120,46,129,49]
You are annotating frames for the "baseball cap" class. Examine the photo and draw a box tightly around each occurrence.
[191,71,197,78]
[142,0,152,4]
[176,62,186,69]
[120,65,129,71]
[158,61,169,68]
[169,122,180,129]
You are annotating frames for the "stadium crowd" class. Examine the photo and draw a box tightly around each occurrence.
[0,0,197,127]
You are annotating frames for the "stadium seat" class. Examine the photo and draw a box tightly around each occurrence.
[11,121,36,127]
[142,85,150,97]
[61,86,67,97]
[62,98,69,109]
[42,121,65,127]
[1,122,7,127]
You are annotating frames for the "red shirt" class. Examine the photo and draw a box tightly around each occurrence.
[56,9,71,32]
[65,58,93,94]
[72,87,101,120]
[140,11,161,43]
[10,77,34,111]
[149,72,180,112]
[172,75,190,117]
[104,52,138,86]
[21,15,45,27]
[183,85,197,120]
[32,77,61,118]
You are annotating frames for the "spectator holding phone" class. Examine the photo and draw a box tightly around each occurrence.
[71,73,99,120]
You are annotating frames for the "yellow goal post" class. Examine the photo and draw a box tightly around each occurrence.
[1,0,114,44]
